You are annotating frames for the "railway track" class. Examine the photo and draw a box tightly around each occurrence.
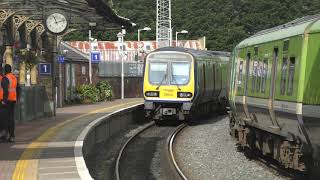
[115,121,188,180]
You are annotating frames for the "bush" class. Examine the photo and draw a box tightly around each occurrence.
[96,80,113,101]
[76,84,99,103]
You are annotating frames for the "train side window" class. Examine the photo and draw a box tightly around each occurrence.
[280,57,288,95]
[283,40,289,52]
[261,59,268,93]
[256,60,262,92]
[203,64,206,90]
[252,59,258,93]
[238,61,243,87]
[213,64,216,90]
[254,46,259,55]
[287,57,295,96]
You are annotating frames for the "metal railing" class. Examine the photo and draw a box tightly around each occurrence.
[99,62,144,77]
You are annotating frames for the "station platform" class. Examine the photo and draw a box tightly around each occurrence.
[0,98,143,180]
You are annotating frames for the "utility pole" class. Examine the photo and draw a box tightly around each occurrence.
[117,28,126,99]
[156,0,172,48]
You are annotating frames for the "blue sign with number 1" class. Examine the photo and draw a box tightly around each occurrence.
[39,63,52,75]
[91,51,101,63]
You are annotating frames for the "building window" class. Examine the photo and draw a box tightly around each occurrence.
[287,57,295,96]
[146,45,151,50]
[81,65,86,75]
[283,40,289,52]
[280,57,288,95]
[261,59,268,93]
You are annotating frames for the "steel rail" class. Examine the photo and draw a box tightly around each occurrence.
[168,123,188,180]
[115,121,155,180]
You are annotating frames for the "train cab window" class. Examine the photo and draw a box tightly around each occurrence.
[171,62,191,85]
[287,57,296,96]
[283,40,289,52]
[280,57,288,95]
[261,59,268,93]
[149,62,168,85]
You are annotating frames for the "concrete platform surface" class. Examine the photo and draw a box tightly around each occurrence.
[0,98,143,180]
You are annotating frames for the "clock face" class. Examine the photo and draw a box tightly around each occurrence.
[46,13,68,34]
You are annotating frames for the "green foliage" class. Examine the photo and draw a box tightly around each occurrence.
[76,81,114,104]
[16,49,39,70]
[64,0,320,51]
[76,84,100,103]
[114,0,320,51]
[96,80,113,101]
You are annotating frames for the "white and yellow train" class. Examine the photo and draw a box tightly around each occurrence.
[143,47,230,124]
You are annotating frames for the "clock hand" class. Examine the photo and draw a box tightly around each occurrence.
[53,16,58,23]
[56,19,66,23]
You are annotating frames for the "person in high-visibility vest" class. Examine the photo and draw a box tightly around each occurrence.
[1,64,18,143]
[0,66,3,101]
[0,65,6,142]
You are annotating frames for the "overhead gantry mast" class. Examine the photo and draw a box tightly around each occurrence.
[156,0,172,48]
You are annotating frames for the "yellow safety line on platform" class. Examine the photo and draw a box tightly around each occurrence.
[12,100,142,180]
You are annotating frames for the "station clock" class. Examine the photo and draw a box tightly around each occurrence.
[45,12,68,35]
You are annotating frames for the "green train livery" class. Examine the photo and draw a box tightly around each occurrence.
[229,15,320,177]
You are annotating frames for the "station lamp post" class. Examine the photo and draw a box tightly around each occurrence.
[117,27,126,99]
[88,22,96,84]
[175,30,188,47]
[138,27,151,42]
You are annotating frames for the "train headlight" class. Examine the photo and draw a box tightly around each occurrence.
[177,92,193,98]
[145,91,159,97]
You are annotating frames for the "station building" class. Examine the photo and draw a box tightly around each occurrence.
[0,0,134,122]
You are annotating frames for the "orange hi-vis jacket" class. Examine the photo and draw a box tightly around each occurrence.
[6,73,17,101]
[0,75,3,101]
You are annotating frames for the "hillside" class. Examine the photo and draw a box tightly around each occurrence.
[65,0,320,51]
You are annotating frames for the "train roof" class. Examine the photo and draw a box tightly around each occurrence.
[237,14,320,48]
[153,47,231,58]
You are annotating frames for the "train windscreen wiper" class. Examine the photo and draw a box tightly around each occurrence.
[156,73,167,90]
[171,75,182,90]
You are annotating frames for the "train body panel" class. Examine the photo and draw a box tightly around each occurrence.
[143,47,230,122]
[229,15,320,173]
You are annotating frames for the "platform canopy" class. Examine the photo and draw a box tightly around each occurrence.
[0,0,135,31]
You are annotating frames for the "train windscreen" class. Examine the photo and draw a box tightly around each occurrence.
[149,62,168,84]
[171,62,191,85]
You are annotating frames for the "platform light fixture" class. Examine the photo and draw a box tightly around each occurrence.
[175,30,188,47]
[138,27,151,42]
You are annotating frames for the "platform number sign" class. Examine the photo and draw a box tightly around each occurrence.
[91,51,101,64]
[39,63,52,75]
[57,55,65,64]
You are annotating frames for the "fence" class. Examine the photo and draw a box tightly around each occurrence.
[14,86,52,122]
[80,49,148,62]
[99,61,144,77]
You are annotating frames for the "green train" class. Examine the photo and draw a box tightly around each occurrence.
[229,15,320,176]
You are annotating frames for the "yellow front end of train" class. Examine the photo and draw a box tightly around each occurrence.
[143,51,195,122]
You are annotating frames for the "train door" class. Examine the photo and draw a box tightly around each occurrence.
[243,53,251,119]
[269,48,280,129]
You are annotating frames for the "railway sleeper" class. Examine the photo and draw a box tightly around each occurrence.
[231,125,306,172]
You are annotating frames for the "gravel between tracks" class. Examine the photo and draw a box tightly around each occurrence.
[174,116,288,180]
